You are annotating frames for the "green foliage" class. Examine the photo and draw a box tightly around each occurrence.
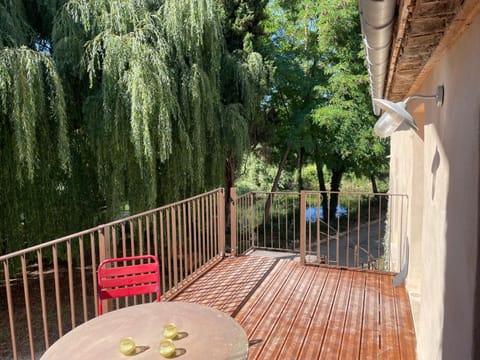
[297,163,319,189]
[0,0,33,47]
[0,0,269,254]
[53,0,269,212]
[341,172,388,193]
[255,0,388,193]
[236,151,294,194]
[251,0,330,193]
[0,45,75,253]
[222,0,268,52]
[0,47,70,181]
[310,0,383,175]
[236,151,387,194]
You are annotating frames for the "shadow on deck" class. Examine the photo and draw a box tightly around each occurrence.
[171,254,416,359]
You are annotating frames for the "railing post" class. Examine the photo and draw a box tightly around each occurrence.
[98,226,111,263]
[250,192,255,249]
[230,187,237,256]
[98,226,112,313]
[172,208,178,288]
[218,189,225,257]
[300,191,306,265]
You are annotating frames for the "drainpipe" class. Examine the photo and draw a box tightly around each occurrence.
[358,0,396,115]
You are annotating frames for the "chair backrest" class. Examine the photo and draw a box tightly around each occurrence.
[97,255,161,315]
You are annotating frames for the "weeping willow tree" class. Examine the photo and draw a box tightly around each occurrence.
[53,0,268,216]
[0,0,268,253]
[0,47,71,253]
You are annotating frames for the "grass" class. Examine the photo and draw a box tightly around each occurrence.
[235,153,389,195]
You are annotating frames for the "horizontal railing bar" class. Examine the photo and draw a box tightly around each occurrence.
[249,191,300,195]
[303,190,408,197]
[0,188,224,262]
[239,190,407,198]
[0,230,101,262]
[249,247,300,253]
[236,191,300,201]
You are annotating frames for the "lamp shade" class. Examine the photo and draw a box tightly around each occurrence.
[374,112,404,138]
[373,98,417,138]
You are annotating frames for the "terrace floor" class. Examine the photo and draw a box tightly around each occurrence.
[171,255,416,359]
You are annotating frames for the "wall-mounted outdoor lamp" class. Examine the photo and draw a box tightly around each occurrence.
[373,85,444,138]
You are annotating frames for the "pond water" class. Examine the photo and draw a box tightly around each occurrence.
[305,205,347,222]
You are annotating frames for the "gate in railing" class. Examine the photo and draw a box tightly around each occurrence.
[0,189,224,360]
[232,190,301,255]
[299,191,408,271]
[232,189,408,272]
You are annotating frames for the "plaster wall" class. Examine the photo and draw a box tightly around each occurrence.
[389,105,424,322]
[389,14,480,360]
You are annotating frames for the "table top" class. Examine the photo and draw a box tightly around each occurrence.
[40,302,249,360]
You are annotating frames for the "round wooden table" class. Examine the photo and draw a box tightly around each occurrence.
[40,302,248,360]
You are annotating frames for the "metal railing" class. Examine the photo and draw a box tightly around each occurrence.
[0,187,407,359]
[233,191,301,255]
[0,188,225,360]
[232,189,408,272]
[299,191,408,271]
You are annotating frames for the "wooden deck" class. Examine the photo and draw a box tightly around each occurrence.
[172,255,416,359]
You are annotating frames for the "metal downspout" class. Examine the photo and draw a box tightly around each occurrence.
[358,0,396,115]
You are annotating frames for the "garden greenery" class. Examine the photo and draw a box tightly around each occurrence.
[0,0,269,254]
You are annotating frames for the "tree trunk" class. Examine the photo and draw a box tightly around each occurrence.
[264,146,290,219]
[370,174,378,194]
[313,144,327,192]
[297,148,305,192]
[314,147,327,217]
[315,160,327,192]
[329,168,344,222]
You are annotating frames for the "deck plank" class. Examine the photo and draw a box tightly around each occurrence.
[338,270,366,359]
[234,259,290,325]
[296,268,341,359]
[245,262,306,359]
[251,263,316,359]
[169,255,416,359]
[276,266,329,359]
[360,271,381,359]
[318,269,355,359]
[395,281,417,359]
[172,256,278,315]
[379,273,401,359]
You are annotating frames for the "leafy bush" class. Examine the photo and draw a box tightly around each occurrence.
[236,151,388,194]
[236,153,294,194]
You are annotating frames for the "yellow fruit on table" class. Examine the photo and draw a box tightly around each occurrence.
[119,337,136,355]
[163,323,178,340]
[159,339,176,358]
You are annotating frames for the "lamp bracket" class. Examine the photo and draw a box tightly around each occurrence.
[405,85,444,107]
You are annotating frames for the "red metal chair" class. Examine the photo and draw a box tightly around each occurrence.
[97,255,161,315]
